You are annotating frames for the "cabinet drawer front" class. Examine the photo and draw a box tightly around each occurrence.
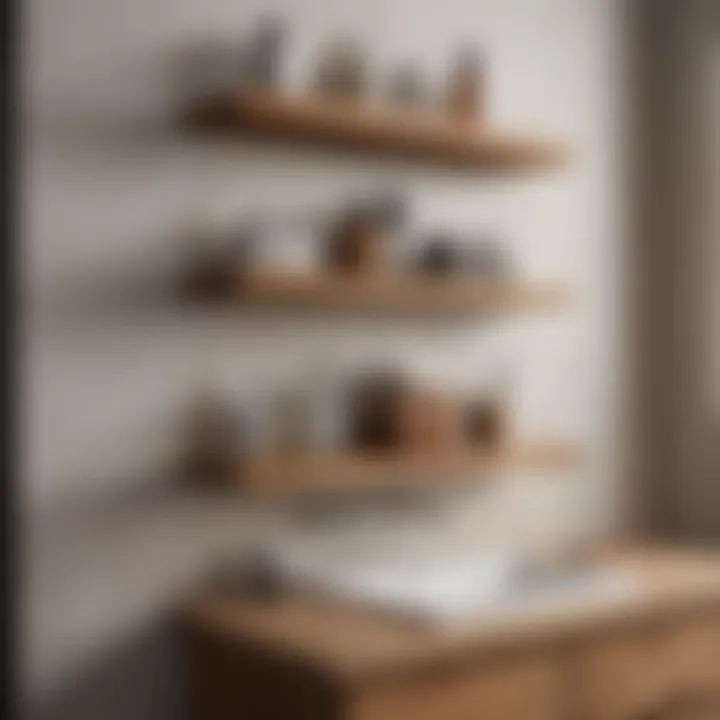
[354,650,566,720]
[573,625,672,720]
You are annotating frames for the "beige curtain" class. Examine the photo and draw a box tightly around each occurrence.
[635,0,720,542]
[711,42,720,414]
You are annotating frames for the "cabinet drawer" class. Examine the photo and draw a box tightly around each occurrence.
[353,650,566,720]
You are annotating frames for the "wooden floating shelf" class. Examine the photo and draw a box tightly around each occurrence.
[191,90,571,172]
[206,269,571,316]
[217,440,581,498]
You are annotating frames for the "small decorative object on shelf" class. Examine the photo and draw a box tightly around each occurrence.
[273,385,309,455]
[348,369,466,454]
[386,64,427,111]
[313,40,368,102]
[395,385,434,451]
[423,390,466,452]
[360,192,408,233]
[182,221,221,297]
[270,367,349,455]
[446,45,485,123]
[250,221,296,271]
[325,206,391,274]
[416,234,465,276]
[242,15,287,89]
[463,396,505,448]
[188,365,578,496]
[190,219,261,297]
[464,237,513,279]
[188,389,244,474]
[349,368,413,450]
[298,361,351,452]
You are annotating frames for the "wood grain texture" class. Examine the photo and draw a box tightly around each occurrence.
[185,627,343,720]
[190,89,571,173]
[224,440,582,497]
[571,612,720,720]
[185,549,720,720]
[217,269,572,316]
[664,612,720,701]
[352,648,567,720]
[571,622,674,720]
[185,548,720,684]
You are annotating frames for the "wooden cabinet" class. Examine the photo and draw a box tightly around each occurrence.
[571,623,673,720]
[187,632,568,720]
[658,701,720,720]
[665,612,720,698]
[571,612,720,720]
[186,631,344,720]
[645,689,720,720]
[186,598,720,720]
[353,650,567,720]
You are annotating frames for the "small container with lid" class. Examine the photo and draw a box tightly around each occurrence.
[242,15,287,89]
[446,46,486,124]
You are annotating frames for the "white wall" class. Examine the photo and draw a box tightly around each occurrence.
[23,0,628,716]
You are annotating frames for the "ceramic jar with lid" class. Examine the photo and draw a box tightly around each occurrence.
[465,236,513,280]
[446,46,486,123]
[463,396,505,448]
[189,390,245,473]
[313,39,368,101]
[301,363,351,452]
[349,368,411,450]
[242,15,286,89]
[274,364,351,454]
[415,233,465,276]
[325,208,391,275]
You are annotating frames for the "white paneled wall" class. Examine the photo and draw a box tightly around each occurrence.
[23,0,628,713]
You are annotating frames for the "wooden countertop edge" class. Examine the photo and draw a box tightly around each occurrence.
[182,545,720,685]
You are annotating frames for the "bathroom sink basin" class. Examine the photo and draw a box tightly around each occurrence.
[281,552,640,624]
